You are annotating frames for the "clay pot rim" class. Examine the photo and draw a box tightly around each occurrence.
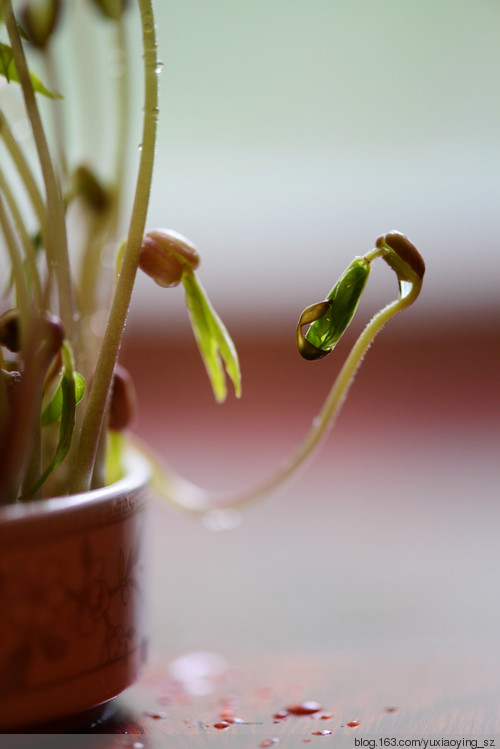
[0,447,151,527]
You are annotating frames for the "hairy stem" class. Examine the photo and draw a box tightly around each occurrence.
[146,264,423,513]
[70,0,159,493]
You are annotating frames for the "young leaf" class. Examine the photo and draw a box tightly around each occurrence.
[22,343,80,498]
[182,269,241,403]
[298,256,370,360]
[0,41,62,98]
[41,371,85,426]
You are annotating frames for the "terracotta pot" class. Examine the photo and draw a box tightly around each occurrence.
[0,449,151,732]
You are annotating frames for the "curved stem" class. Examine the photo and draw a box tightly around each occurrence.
[70,0,159,493]
[5,4,75,344]
[145,266,423,514]
[0,167,43,306]
[42,47,68,181]
[0,192,30,319]
[113,15,130,218]
[76,17,131,366]
[0,109,46,227]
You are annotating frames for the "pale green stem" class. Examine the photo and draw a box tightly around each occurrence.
[0,196,42,504]
[250,275,421,500]
[42,47,68,181]
[0,109,46,227]
[77,17,131,327]
[77,213,111,377]
[145,264,423,513]
[113,16,130,216]
[5,4,75,345]
[70,0,159,493]
[0,167,43,305]
[0,192,30,319]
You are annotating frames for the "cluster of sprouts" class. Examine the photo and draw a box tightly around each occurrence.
[0,0,424,510]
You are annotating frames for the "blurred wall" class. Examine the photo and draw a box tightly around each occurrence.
[146,0,500,332]
[69,0,499,333]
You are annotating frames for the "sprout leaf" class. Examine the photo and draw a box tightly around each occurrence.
[182,269,241,403]
[23,343,82,497]
[41,371,85,426]
[0,41,62,98]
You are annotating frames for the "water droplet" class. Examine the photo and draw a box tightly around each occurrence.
[286,701,323,716]
[312,729,332,736]
[156,59,165,74]
[384,705,398,713]
[132,744,144,749]
[144,710,167,720]
[138,143,143,151]
[320,713,333,720]
[261,740,280,747]
[202,508,241,532]
[213,721,231,730]
[346,720,359,727]
[273,710,289,721]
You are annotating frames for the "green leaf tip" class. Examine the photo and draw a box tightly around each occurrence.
[22,341,82,498]
[182,269,241,403]
[297,256,370,361]
[41,371,85,426]
[0,41,62,98]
